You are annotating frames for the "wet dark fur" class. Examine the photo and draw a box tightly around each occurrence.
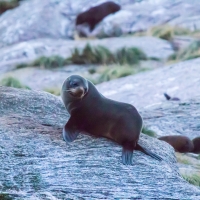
[158,135,194,153]
[192,137,200,153]
[76,1,121,31]
[61,75,162,165]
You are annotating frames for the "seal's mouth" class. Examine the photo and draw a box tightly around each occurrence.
[65,86,87,98]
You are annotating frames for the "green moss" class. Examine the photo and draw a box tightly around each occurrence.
[44,87,61,96]
[141,127,157,137]
[0,77,30,89]
[182,173,200,187]
[0,194,13,200]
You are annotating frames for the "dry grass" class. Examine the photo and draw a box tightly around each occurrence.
[168,40,200,62]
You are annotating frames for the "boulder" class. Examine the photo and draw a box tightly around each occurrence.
[1,0,200,47]
[97,58,200,110]
[0,86,200,199]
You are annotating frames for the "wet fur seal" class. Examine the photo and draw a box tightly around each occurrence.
[192,137,200,154]
[164,93,180,101]
[76,1,121,32]
[158,135,194,153]
[61,75,162,165]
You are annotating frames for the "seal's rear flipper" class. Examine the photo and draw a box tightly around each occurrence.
[136,144,162,161]
[63,121,79,143]
[122,147,133,165]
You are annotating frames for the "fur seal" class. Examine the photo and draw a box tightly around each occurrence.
[158,135,194,153]
[164,93,180,101]
[76,1,121,32]
[61,75,162,165]
[192,137,200,154]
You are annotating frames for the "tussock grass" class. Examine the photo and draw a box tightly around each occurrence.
[0,76,30,89]
[87,64,145,84]
[16,56,68,69]
[69,44,147,65]
[168,40,200,62]
[147,25,191,41]
[132,25,191,41]
[182,173,200,187]
[32,56,67,69]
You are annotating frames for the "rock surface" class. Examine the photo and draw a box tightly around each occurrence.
[1,0,200,47]
[0,36,173,73]
[97,58,200,111]
[0,86,200,199]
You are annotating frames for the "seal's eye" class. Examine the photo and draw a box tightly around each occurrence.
[70,81,79,87]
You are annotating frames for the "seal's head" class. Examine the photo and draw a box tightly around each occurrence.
[61,75,89,107]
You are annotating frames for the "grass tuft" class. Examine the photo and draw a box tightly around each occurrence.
[132,25,191,41]
[182,173,200,187]
[168,40,200,62]
[87,64,142,84]
[69,44,147,65]
[16,63,29,69]
[44,87,61,96]
[32,55,67,68]
[115,47,147,65]
[141,126,157,137]
[0,76,30,89]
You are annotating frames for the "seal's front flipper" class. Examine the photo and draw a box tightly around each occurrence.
[63,120,79,143]
[122,147,133,165]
